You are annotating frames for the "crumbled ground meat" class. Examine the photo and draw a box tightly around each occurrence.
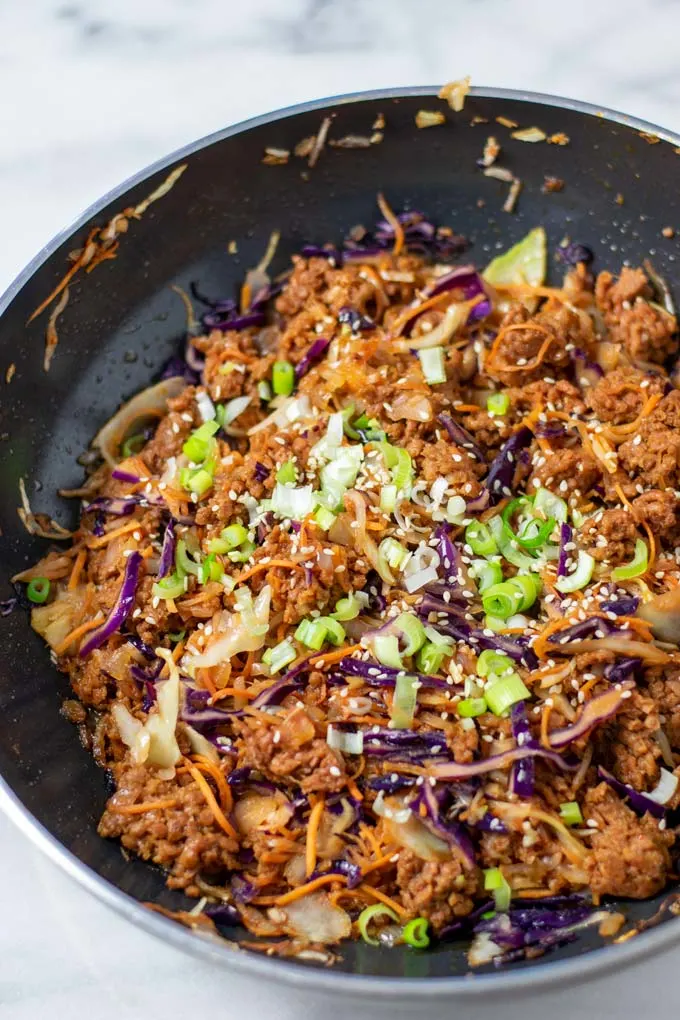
[99,763,239,894]
[578,508,637,564]
[404,435,484,493]
[530,446,601,496]
[236,714,348,794]
[618,420,680,490]
[396,849,479,929]
[646,668,680,749]
[587,367,666,425]
[584,782,674,899]
[596,268,678,365]
[142,387,199,472]
[598,690,661,791]
[632,489,680,545]
[485,305,578,388]
[509,379,586,416]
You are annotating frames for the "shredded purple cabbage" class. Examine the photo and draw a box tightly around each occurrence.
[79,552,142,657]
[485,427,534,503]
[204,903,241,926]
[557,522,572,578]
[600,595,640,616]
[509,703,534,798]
[338,306,374,333]
[597,766,666,818]
[294,337,331,380]
[556,242,594,266]
[157,518,176,579]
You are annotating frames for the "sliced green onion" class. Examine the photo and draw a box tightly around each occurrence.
[176,539,203,578]
[416,641,446,674]
[481,576,539,621]
[152,572,186,600]
[121,432,146,458]
[199,553,222,584]
[294,618,328,651]
[418,346,447,385]
[483,867,512,912]
[401,917,430,949]
[516,516,556,550]
[379,537,412,572]
[331,594,362,622]
[168,629,186,643]
[457,697,487,718]
[554,550,595,593]
[26,577,50,604]
[262,638,297,674]
[465,520,498,557]
[272,360,295,396]
[207,523,249,554]
[374,634,403,669]
[319,617,346,646]
[313,505,337,531]
[276,459,297,484]
[488,515,539,572]
[378,442,413,494]
[485,673,531,716]
[357,903,399,945]
[487,392,510,416]
[395,613,426,656]
[352,412,386,441]
[501,497,534,542]
[227,540,256,563]
[180,465,214,497]
[611,538,649,581]
[257,380,272,402]
[470,558,503,593]
[482,582,520,620]
[182,420,219,463]
[380,484,398,513]
[391,673,419,729]
[533,487,568,524]
[559,801,584,827]
[477,649,514,678]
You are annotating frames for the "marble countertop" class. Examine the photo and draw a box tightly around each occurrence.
[3,0,680,1015]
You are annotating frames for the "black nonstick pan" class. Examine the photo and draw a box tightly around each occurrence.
[1,86,680,1003]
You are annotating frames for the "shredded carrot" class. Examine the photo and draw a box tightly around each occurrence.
[305,798,325,877]
[346,776,364,802]
[388,290,454,336]
[242,649,255,681]
[189,755,233,813]
[533,617,578,659]
[271,873,348,906]
[376,192,404,257]
[67,549,87,591]
[540,702,553,749]
[360,848,400,876]
[453,403,481,413]
[358,884,407,918]
[359,823,382,860]
[112,798,178,815]
[186,765,238,839]
[578,676,600,700]
[309,643,363,668]
[231,559,305,586]
[641,520,656,572]
[27,227,99,323]
[53,614,104,655]
[210,686,258,703]
[86,519,142,548]
[485,322,554,375]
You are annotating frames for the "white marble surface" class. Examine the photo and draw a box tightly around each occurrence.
[4,0,680,1015]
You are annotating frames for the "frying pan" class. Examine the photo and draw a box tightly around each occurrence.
[1,86,679,1003]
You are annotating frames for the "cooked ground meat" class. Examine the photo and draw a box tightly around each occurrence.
[99,764,239,894]
[584,782,674,899]
[485,305,578,388]
[396,849,479,928]
[595,268,678,365]
[579,508,637,565]
[632,489,680,545]
[530,446,601,496]
[588,367,666,425]
[598,690,662,791]
[236,714,348,794]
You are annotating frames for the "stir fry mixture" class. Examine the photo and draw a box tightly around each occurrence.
[19,209,680,964]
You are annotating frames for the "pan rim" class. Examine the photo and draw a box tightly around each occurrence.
[2,84,680,998]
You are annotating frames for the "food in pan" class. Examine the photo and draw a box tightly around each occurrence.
[16,205,680,964]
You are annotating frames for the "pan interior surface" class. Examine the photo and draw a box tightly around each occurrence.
[1,88,680,990]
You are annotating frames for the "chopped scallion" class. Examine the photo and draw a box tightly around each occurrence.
[483,867,512,912]
[418,346,447,385]
[26,577,50,604]
[357,903,399,945]
[485,673,530,716]
[611,538,648,581]
[401,917,430,949]
[559,801,584,826]
[272,360,295,396]
[487,392,510,416]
